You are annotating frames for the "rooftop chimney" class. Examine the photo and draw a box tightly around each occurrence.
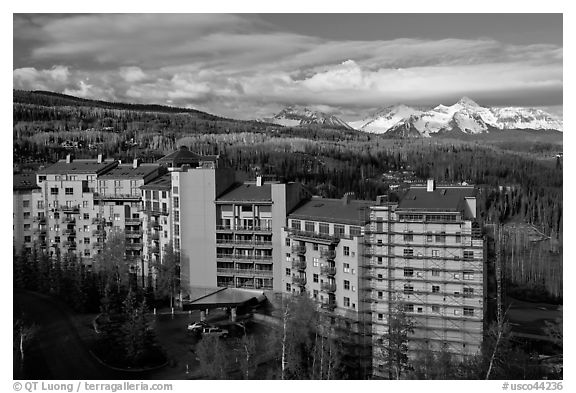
[66,154,72,164]
[97,154,103,164]
[256,176,263,187]
[427,179,435,192]
[132,158,139,169]
[342,192,355,205]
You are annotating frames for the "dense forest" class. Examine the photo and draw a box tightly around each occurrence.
[13,90,563,300]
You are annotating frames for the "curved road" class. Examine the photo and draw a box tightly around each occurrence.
[14,290,159,380]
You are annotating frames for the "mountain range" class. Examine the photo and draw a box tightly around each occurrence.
[263,97,563,137]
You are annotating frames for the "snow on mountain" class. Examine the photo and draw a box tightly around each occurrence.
[262,106,353,130]
[349,97,562,137]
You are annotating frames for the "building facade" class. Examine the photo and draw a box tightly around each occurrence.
[366,180,485,378]
[13,173,42,254]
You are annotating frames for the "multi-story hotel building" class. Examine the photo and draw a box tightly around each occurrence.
[281,194,374,377]
[366,180,485,378]
[13,173,42,254]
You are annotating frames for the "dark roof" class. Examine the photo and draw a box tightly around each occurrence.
[183,288,266,310]
[37,159,118,175]
[98,164,159,179]
[289,198,372,225]
[156,146,202,166]
[140,173,172,191]
[13,173,39,191]
[217,183,272,202]
[397,186,476,212]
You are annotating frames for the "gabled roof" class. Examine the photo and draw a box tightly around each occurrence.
[289,198,372,225]
[217,183,272,202]
[37,159,118,175]
[13,173,40,191]
[156,146,202,166]
[98,164,160,180]
[397,186,476,212]
[140,173,172,191]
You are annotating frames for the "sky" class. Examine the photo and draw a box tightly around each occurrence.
[13,13,563,121]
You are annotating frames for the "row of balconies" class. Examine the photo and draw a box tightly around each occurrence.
[216,239,273,247]
[217,253,273,261]
[216,225,272,232]
[216,268,273,277]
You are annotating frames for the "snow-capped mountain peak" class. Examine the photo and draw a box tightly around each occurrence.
[348,98,562,137]
[262,106,352,129]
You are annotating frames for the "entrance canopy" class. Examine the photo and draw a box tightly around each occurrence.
[182,288,266,311]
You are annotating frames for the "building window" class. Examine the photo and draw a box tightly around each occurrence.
[403,268,414,277]
[84,237,90,244]
[344,280,350,290]
[22,200,30,208]
[84,213,90,220]
[23,212,31,219]
[454,309,461,316]
[454,273,460,280]
[37,201,44,209]
[432,285,440,293]
[285,268,291,276]
[344,297,350,307]
[319,223,329,234]
[350,226,361,237]
[305,221,315,232]
[174,225,180,236]
[404,304,414,312]
[432,269,440,277]
[313,243,318,251]
[343,246,350,256]
[403,284,413,294]
[313,274,319,283]
[172,186,178,194]
[432,249,440,258]
[463,271,474,280]
[377,257,382,264]
[455,233,462,243]
[403,248,413,258]
[463,287,474,297]
[343,263,350,273]
[174,211,179,222]
[84,249,90,257]
[463,251,474,260]
[174,239,180,249]
[65,187,73,195]
[173,197,179,208]
[426,232,433,242]
[23,224,30,230]
[284,238,291,247]
[377,274,383,281]
[432,305,440,313]
[161,191,167,199]
[313,290,318,299]
[50,187,59,195]
[464,307,474,316]
[24,236,31,243]
[55,236,60,243]
[113,214,120,221]
[291,220,301,230]
[313,258,319,267]
[286,283,291,292]
[436,232,446,243]
[377,291,383,299]
[377,313,383,321]
[417,307,423,313]
[334,224,345,237]
[403,231,413,241]
[285,253,291,262]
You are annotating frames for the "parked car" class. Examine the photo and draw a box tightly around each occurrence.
[187,321,209,333]
[201,327,229,339]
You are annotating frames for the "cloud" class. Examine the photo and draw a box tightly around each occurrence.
[13,14,563,120]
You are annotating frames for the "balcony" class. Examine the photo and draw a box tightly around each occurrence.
[63,229,76,236]
[291,245,306,254]
[291,259,307,270]
[59,206,80,214]
[141,207,169,216]
[33,216,46,224]
[92,242,104,249]
[216,225,233,232]
[320,300,337,311]
[125,230,143,237]
[320,265,336,276]
[33,227,47,235]
[62,217,76,224]
[93,192,141,200]
[287,228,343,244]
[62,241,77,249]
[217,253,235,260]
[92,229,106,237]
[321,282,336,293]
[149,245,160,255]
[150,232,160,241]
[125,242,143,250]
[216,268,274,277]
[125,218,142,225]
[292,275,307,286]
[320,249,336,260]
